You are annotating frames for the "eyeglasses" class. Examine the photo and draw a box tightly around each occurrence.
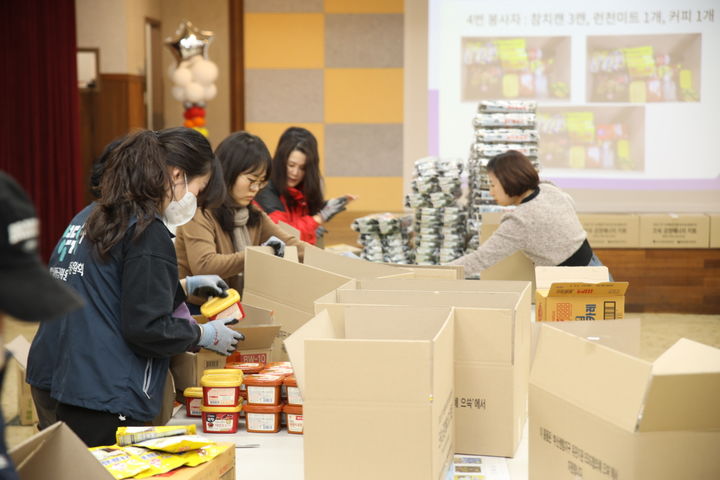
[244,175,268,191]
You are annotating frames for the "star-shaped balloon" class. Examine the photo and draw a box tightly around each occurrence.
[166,20,214,65]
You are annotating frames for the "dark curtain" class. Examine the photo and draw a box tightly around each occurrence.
[0,0,83,261]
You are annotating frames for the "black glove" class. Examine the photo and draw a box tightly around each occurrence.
[185,275,229,299]
[319,196,349,222]
[261,235,286,257]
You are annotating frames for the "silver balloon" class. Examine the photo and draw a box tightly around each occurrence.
[166,20,214,65]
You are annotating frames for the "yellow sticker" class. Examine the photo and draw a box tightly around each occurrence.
[622,46,656,78]
[493,38,529,71]
[565,112,595,143]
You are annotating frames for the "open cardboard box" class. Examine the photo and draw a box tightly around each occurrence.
[530,323,720,479]
[171,303,279,394]
[242,247,352,361]
[535,266,628,322]
[285,305,455,480]
[5,335,39,426]
[315,280,531,457]
[303,244,414,278]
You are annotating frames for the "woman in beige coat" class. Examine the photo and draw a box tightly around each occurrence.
[175,131,305,312]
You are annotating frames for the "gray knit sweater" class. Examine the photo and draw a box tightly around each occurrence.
[449,182,587,276]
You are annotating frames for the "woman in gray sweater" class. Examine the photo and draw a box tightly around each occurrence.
[449,150,605,276]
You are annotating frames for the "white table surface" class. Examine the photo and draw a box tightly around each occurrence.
[168,408,529,480]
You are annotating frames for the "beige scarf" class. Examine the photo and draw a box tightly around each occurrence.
[232,208,252,253]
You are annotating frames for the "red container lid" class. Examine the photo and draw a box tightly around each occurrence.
[282,375,297,387]
[244,403,283,414]
[244,374,283,387]
[226,362,265,375]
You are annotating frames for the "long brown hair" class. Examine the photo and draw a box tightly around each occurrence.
[85,128,222,259]
[269,127,324,215]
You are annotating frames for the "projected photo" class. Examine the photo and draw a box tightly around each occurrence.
[537,106,645,172]
[587,34,701,103]
[461,36,571,102]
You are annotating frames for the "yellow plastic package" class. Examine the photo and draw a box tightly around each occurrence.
[179,443,230,467]
[116,425,196,446]
[121,446,187,478]
[134,434,213,453]
[89,446,150,479]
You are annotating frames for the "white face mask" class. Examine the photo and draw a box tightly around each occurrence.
[164,173,197,233]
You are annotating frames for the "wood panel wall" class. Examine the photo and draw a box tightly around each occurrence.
[323,211,720,315]
[595,248,720,315]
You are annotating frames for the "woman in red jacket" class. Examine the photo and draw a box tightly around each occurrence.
[254,127,356,244]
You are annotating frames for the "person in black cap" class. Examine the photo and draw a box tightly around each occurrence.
[0,171,84,478]
[26,127,244,448]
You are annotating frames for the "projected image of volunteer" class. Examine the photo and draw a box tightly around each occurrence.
[449,150,606,276]
[27,128,244,447]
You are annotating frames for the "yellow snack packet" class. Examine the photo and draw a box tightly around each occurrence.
[89,446,151,479]
[121,446,187,478]
[134,434,213,453]
[179,444,229,467]
[116,425,196,446]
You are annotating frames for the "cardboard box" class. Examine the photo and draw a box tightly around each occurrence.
[639,213,710,248]
[285,305,455,480]
[710,213,720,248]
[314,278,531,457]
[479,212,536,291]
[5,335,39,426]
[303,244,414,279]
[535,266,628,322]
[530,323,720,480]
[242,247,352,361]
[10,421,114,479]
[171,304,279,393]
[578,213,640,248]
[162,442,235,480]
[380,262,465,279]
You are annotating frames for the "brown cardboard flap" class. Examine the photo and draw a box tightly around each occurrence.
[535,266,610,290]
[353,277,531,294]
[304,244,413,279]
[638,338,720,432]
[547,282,628,297]
[235,324,281,349]
[244,247,351,313]
[532,324,651,432]
[11,422,114,479]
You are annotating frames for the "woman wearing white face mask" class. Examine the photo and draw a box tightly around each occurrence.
[27,128,244,447]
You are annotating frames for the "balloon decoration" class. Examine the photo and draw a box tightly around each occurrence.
[165,20,217,138]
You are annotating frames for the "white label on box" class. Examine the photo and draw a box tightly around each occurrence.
[287,413,303,433]
[204,412,236,432]
[247,413,276,431]
[206,386,237,405]
[248,386,277,404]
[287,386,303,405]
[188,398,202,416]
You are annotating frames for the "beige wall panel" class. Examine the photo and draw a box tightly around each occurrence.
[245,69,324,123]
[245,0,323,12]
[126,0,162,74]
[325,14,403,68]
[160,0,230,149]
[76,0,128,73]
[325,124,403,176]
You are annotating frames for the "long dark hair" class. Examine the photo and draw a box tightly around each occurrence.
[269,127,324,215]
[213,131,272,233]
[486,150,539,197]
[86,127,223,258]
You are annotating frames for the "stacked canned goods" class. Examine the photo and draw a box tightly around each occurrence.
[467,101,540,252]
[405,157,467,265]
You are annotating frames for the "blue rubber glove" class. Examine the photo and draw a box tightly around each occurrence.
[261,235,286,257]
[185,275,228,299]
[198,318,244,355]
